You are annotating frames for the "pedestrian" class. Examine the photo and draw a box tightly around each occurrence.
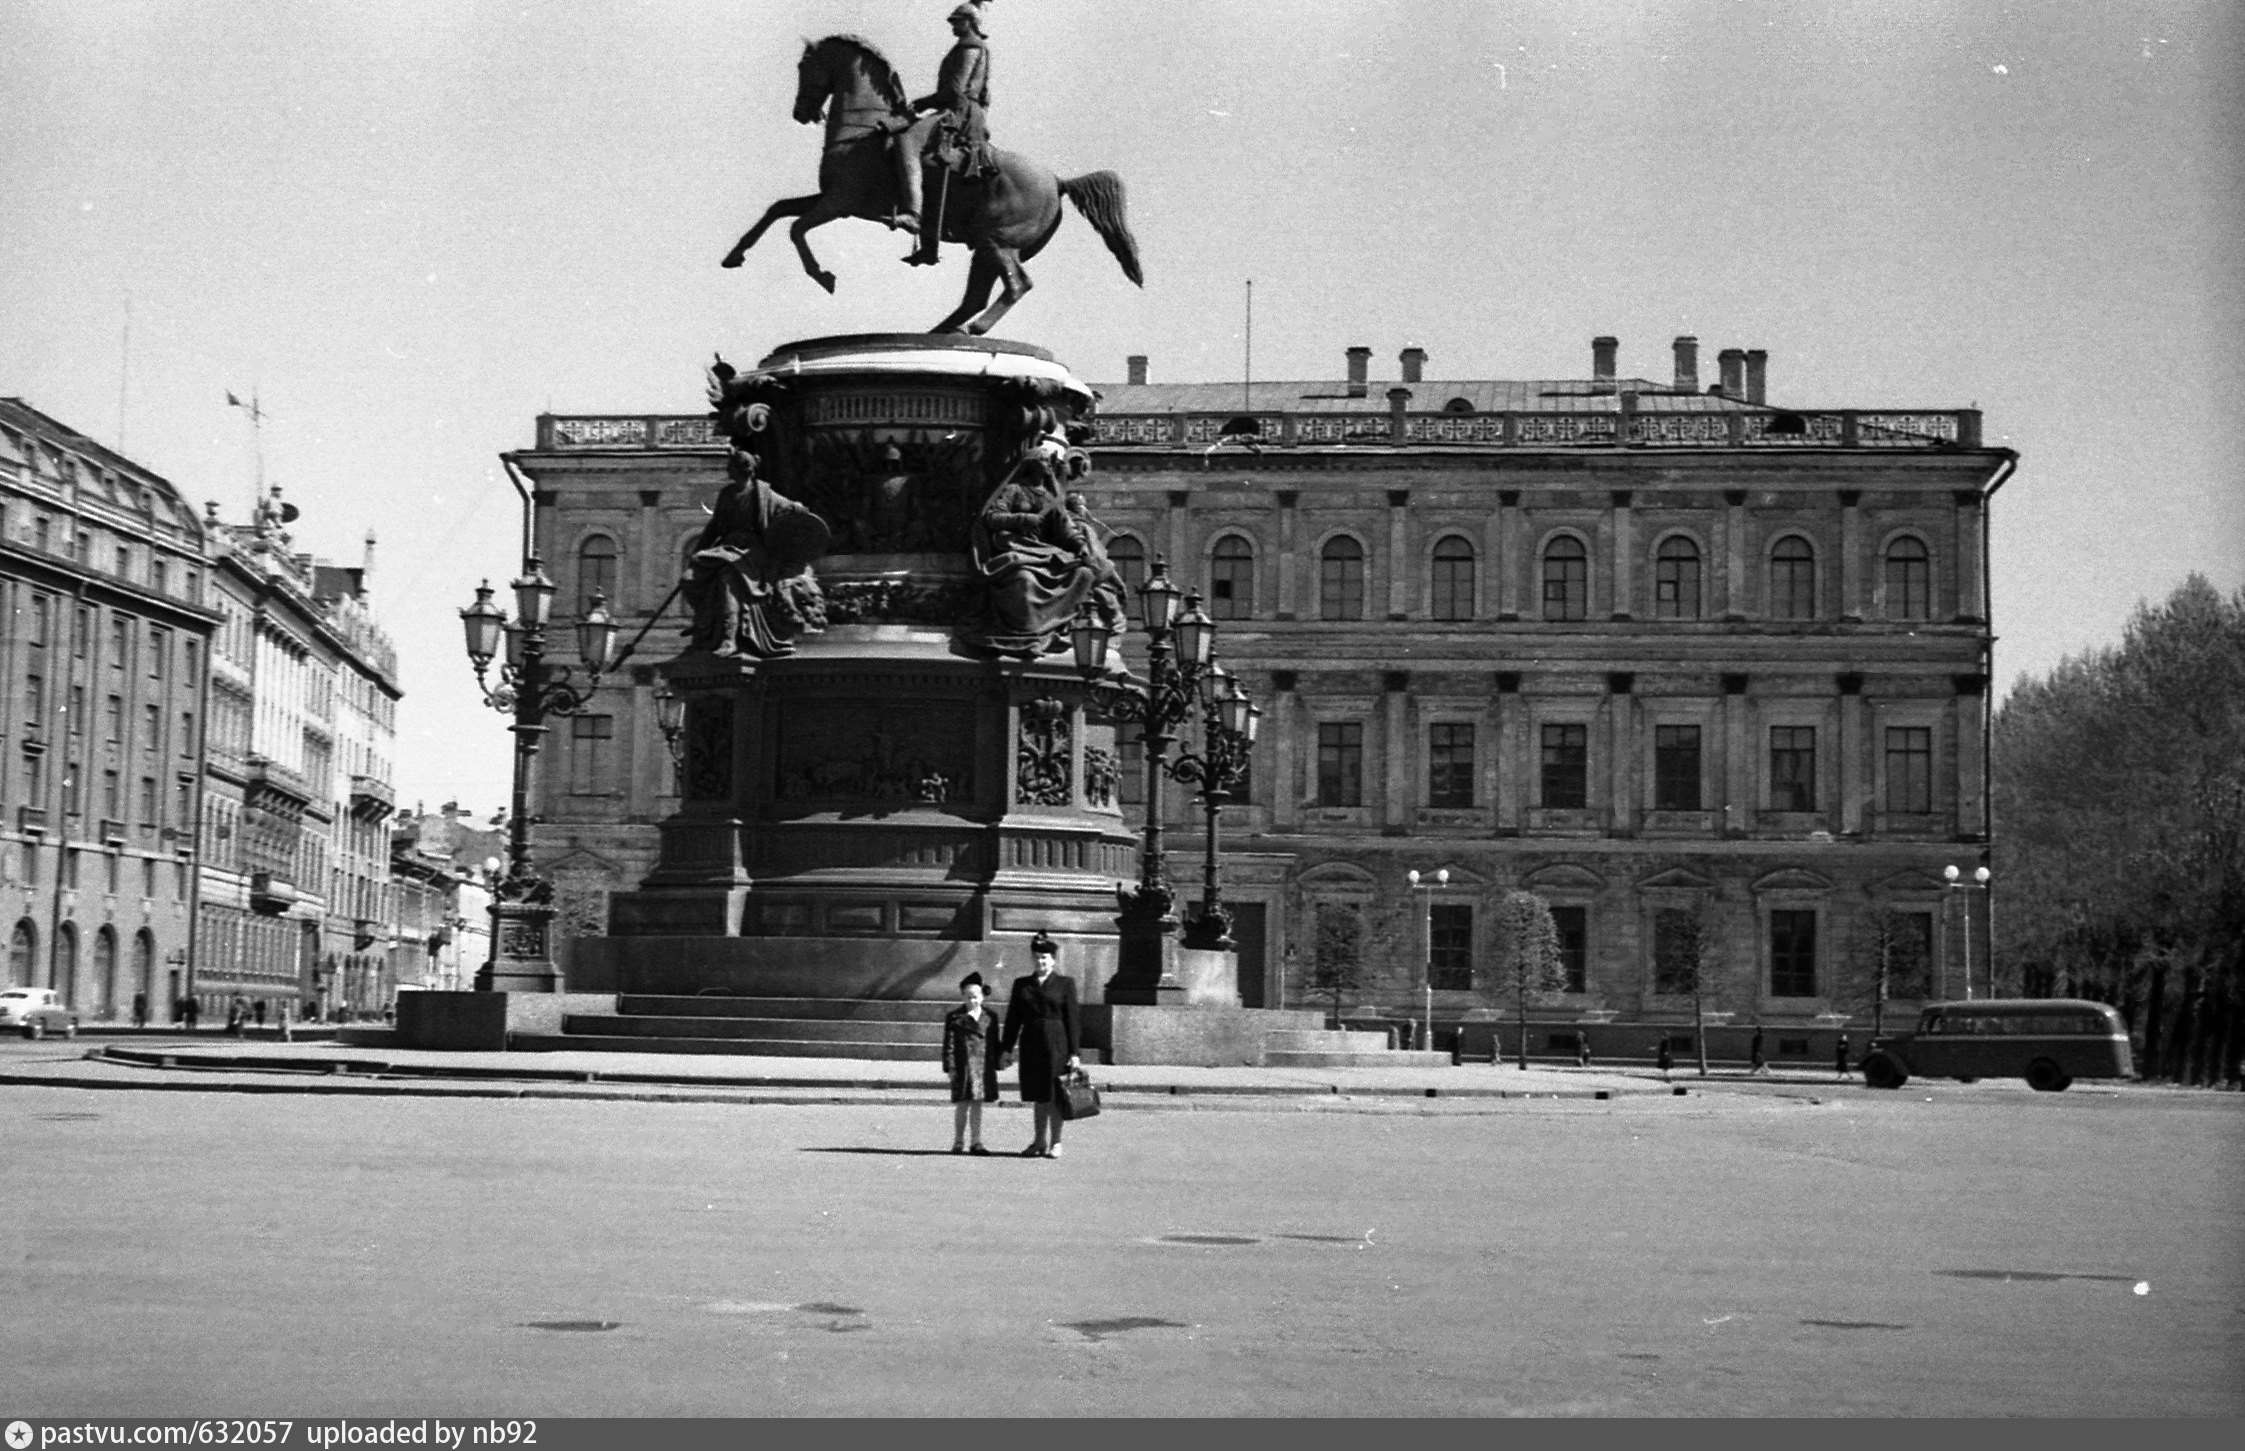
[226,998,246,1037]
[1834,1034,1850,1079]
[1000,931,1081,1159]
[1575,1028,1593,1068]
[131,991,148,1029]
[254,1000,268,1028]
[942,972,1004,1154]
[1656,1038,1674,1080]
[1749,1024,1770,1077]
[277,1001,293,1044]
[182,996,199,1030]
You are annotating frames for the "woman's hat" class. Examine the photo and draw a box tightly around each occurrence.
[959,971,985,990]
[1029,931,1059,956]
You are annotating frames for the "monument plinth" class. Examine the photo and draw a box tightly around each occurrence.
[589,334,1174,1010]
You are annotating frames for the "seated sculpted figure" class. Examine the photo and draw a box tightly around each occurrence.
[682,445,831,658]
[960,433,1109,658]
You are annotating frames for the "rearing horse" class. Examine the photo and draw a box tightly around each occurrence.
[721,34,1143,336]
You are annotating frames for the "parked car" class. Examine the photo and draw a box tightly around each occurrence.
[0,987,79,1039]
[1860,998,2133,1092]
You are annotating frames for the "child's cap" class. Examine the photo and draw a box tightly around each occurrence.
[959,971,986,991]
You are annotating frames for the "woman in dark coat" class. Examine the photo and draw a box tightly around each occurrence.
[1000,932,1081,1158]
[942,972,1004,1154]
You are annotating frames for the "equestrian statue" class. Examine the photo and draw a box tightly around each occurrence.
[719,2,1143,336]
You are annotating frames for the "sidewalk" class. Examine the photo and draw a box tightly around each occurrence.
[0,1039,1724,1108]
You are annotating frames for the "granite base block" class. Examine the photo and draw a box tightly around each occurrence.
[1092,1005,1326,1068]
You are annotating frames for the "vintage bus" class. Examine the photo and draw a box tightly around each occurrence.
[1860,999,2134,1092]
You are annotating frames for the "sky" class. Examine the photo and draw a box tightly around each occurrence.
[4,0,2239,816]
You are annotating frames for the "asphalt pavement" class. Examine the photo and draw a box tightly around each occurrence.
[4,1038,2239,1417]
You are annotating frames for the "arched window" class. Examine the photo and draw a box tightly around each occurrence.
[134,929,157,1001]
[1319,537,1365,621]
[9,921,35,989]
[93,926,117,1018]
[1542,536,1588,621]
[1769,535,1817,620]
[578,535,619,613]
[53,922,77,1008]
[1209,535,1254,620]
[1430,536,1475,621]
[1655,536,1702,620]
[1108,535,1147,620]
[1884,536,1931,620]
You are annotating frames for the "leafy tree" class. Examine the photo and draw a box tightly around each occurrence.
[1307,902,1371,1025]
[1993,575,2245,1084]
[1652,899,1719,1075]
[1491,890,1566,1070]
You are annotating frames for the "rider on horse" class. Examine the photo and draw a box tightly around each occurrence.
[893,1,996,266]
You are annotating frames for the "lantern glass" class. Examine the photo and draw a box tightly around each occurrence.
[512,565,558,631]
[655,684,685,739]
[501,621,525,669]
[576,592,619,675]
[1072,611,1113,675]
[459,581,506,667]
[1944,864,1961,883]
[1174,596,1216,665]
[1138,560,1181,634]
[1974,866,1991,885]
[1198,663,1232,709]
[1222,691,1254,736]
[1244,702,1263,743]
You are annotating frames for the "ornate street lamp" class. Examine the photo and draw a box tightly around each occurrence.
[1944,863,1992,1001]
[1169,671,1258,951]
[1069,560,1236,986]
[458,538,675,992]
[1407,867,1452,1050]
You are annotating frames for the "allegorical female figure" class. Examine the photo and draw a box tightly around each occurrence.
[682,444,831,658]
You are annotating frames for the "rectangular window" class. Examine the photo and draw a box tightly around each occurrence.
[1888,910,1934,998]
[1884,727,1932,814]
[1653,907,1700,994]
[63,847,79,890]
[149,627,168,679]
[1770,909,1818,996]
[105,695,123,744]
[1316,722,1364,807]
[152,560,168,595]
[182,640,198,685]
[109,617,130,672]
[73,606,89,658]
[1769,726,1817,812]
[180,712,195,757]
[143,704,160,753]
[142,857,157,900]
[68,687,83,736]
[176,777,193,823]
[1118,734,1144,807]
[139,776,157,822]
[1427,903,1474,990]
[1426,723,1475,808]
[103,768,121,817]
[1550,904,1588,993]
[24,673,43,727]
[568,715,614,794]
[1654,725,1701,810]
[1540,723,1587,809]
[30,593,52,647]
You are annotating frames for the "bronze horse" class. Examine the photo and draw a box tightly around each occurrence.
[721,34,1142,336]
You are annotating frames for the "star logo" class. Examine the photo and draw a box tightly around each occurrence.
[5,1420,34,1450]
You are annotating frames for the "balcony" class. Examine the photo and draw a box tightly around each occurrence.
[349,774,396,822]
[16,805,47,835]
[353,918,386,950]
[99,817,126,846]
[244,755,313,820]
[249,870,299,916]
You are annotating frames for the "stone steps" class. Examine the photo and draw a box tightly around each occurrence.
[1262,1028,1394,1053]
[1263,1048,1456,1069]
[567,1013,942,1044]
[616,995,950,1023]
[518,1032,936,1061]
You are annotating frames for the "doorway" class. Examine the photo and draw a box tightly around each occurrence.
[1231,901,1267,1008]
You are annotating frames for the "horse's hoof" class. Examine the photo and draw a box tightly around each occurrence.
[816,273,837,294]
[720,253,743,269]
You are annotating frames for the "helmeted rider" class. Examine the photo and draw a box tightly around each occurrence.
[893,1,994,266]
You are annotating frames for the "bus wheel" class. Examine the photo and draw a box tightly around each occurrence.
[1862,1055,1905,1090]
[2026,1059,2071,1093]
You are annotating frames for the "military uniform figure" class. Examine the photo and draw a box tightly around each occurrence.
[895,1,995,265]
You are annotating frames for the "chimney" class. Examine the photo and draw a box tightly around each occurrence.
[1399,347,1427,384]
[1591,336,1618,382]
[1744,349,1768,405]
[363,529,377,579]
[1717,348,1746,399]
[1126,354,1148,386]
[1388,387,1412,440]
[1345,346,1372,398]
[1672,336,1699,393]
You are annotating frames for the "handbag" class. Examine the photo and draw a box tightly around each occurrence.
[1057,1068,1102,1122]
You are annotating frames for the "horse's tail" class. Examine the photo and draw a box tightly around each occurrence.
[1060,171,1143,287]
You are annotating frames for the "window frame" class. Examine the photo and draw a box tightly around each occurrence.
[1539,722,1589,809]
[1653,723,1703,811]
[1428,534,1476,622]
[1768,725,1818,813]
[1541,533,1590,621]
[1318,534,1367,622]
[1768,908,1819,997]
[1426,721,1475,808]
[1882,533,1932,621]
[1208,532,1256,621]
[1653,533,1703,620]
[1768,534,1818,620]
[576,533,621,614]
[1315,720,1365,807]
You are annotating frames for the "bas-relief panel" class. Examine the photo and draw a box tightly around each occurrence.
[774,701,975,806]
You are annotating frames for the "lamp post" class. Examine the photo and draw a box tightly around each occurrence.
[1167,663,1262,950]
[1407,867,1450,1051]
[1069,560,1223,984]
[1944,863,1992,1001]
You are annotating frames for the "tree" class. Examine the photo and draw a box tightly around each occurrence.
[1307,902,1372,1026]
[1491,890,1566,1070]
[1838,904,1934,1040]
[1652,898,1718,1075]
[1993,575,2245,1084]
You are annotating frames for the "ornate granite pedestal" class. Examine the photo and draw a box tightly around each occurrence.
[581,335,1237,1042]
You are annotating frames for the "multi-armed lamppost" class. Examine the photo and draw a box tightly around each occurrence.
[1166,663,1262,949]
[457,569,624,992]
[1944,863,1992,1001]
[1068,560,1240,954]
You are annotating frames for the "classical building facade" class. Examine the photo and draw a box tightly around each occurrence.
[0,400,216,1018]
[514,334,2010,1040]
[196,489,403,1021]
[389,803,501,994]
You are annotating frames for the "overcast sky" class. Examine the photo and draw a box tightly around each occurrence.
[5,0,2239,814]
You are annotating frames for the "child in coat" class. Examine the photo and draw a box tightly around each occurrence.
[943,972,1005,1154]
